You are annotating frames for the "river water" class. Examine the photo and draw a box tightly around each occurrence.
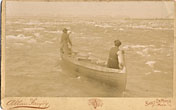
[5,17,173,97]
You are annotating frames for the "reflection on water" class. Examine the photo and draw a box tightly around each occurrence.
[5,17,173,97]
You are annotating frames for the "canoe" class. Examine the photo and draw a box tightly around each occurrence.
[60,51,127,93]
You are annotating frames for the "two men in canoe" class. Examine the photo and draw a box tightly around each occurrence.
[60,28,124,69]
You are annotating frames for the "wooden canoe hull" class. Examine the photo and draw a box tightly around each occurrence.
[60,54,127,92]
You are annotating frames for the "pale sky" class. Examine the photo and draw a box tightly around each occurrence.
[6,1,174,19]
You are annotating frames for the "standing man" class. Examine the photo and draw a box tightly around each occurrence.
[60,28,72,55]
[107,40,124,69]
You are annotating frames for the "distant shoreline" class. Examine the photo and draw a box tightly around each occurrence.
[6,16,174,20]
[6,0,173,2]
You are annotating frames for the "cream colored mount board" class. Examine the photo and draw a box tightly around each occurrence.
[1,0,176,110]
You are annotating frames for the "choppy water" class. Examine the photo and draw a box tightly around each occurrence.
[5,17,173,97]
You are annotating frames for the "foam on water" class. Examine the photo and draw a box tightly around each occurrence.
[122,44,155,50]
[119,28,124,31]
[44,30,62,34]
[23,27,45,31]
[153,70,161,73]
[145,61,156,68]
[126,24,173,30]
[94,24,113,28]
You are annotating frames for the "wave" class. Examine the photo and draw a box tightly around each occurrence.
[126,24,173,30]
[44,41,54,44]
[123,44,169,58]
[6,34,32,41]
[145,61,156,68]
[6,34,37,45]
[27,39,37,44]
[122,44,155,50]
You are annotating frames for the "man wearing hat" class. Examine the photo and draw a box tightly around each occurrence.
[107,40,124,69]
[60,28,72,54]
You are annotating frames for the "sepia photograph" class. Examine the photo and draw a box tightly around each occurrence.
[3,0,174,98]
